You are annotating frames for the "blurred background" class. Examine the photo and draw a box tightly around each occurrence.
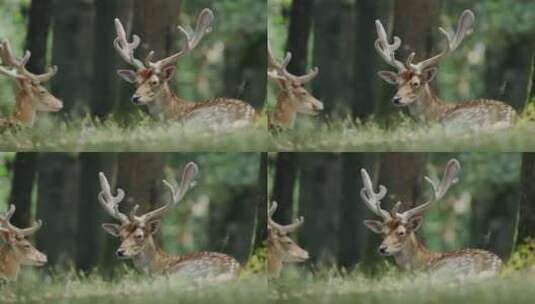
[0,152,267,276]
[268,152,535,272]
[0,0,266,121]
[268,0,535,125]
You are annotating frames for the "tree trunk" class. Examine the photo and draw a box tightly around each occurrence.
[286,0,314,75]
[76,153,117,272]
[518,153,535,244]
[252,153,268,252]
[91,0,133,118]
[313,0,354,117]
[36,154,80,268]
[270,153,298,225]
[9,153,36,228]
[51,0,95,113]
[298,153,342,266]
[9,0,53,228]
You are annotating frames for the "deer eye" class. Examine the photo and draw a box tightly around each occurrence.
[135,234,143,240]
[397,230,405,237]
[23,244,31,249]
[150,80,158,86]
[410,82,419,88]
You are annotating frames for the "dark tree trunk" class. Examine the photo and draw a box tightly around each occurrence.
[270,153,298,225]
[51,0,95,113]
[9,0,53,228]
[9,153,36,228]
[76,153,117,272]
[298,153,342,266]
[36,154,80,268]
[518,153,535,244]
[353,0,391,120]
[338,153,376,270]
[313,0,354,117]
[253,153,268,252]
[286,0,314,75]
[92,0,133,118]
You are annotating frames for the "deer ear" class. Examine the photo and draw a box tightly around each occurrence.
[408,215,424,232]
[422,68,438,83]
[363,220,384,234]
[102,223,122,237]
[162,64,176,82]
[117,70,138,83]
[378,71,398,85]
[147,219,161,235]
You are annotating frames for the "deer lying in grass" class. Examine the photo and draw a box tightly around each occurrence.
[375,10,517,128]
[98,162,240,281]
[361,159,502,280]
[114,9,256,130]
[267,202,309,279]
[267,42,323,131]
[0,205,47,281]
[0,39,63,128]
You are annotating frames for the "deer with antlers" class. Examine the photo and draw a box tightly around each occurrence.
[98,162,240,281]
[0,205,47,281]
[360,159,502,280]
[267,43,323,131]
[0,39,62,128]
[113,9,256,130]
[267,202,309,279]
[375,10,517,128]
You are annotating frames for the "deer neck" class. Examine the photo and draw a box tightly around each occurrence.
[394,233,437,271]
[11,90,36,126]
[0,245,20,281]
[273,91,297,129]
[132,237,173,273]
[408,84,454,123]
[148,83,191,120]
[267,245,283,279]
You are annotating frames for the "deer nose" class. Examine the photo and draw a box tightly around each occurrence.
[131,95,141,105]
[116,249,126,258]
[378,246,388,256]
[392,96,402,105]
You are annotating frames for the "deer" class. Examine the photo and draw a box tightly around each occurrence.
[0,205,47,281]
[0,39,63,128]
[360,159,502,281]
[267,201,309,279]
[267,42,323,131]
[375,10,517,129]
[97,162,240,282]
[113,8,256,131]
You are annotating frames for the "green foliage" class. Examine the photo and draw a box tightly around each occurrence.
[503,238,535,274]
[243,246,267,275]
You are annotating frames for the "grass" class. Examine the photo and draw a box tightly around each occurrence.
[1,270,268,304]
[270,266,535,304]
[270,116,535,152]
[0,115,268,152]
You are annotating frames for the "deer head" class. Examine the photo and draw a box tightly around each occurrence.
[98,163,198,259]
[0,39,63,113]
[0,205,47,267]
[267,42,323,115]
[375,10,474,106]
[114,9,214,106]
[361,159,460,256]
[268,202,309,264]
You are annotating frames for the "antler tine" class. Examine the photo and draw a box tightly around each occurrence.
[98,172,130,225]
[399,159,461,220]
[0,205,42,237]
[295,67,319,84]
[267,201,304,233]
[113,18,145,70]
[150,8,214,71]
[374,20,406,72]
[360,169,391,220]
[135,162,199,223]
[409,10,475,72]
[267,42,291,81]
[280,217,304,234]
[268,201,278,218]
[0,40,27,80]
